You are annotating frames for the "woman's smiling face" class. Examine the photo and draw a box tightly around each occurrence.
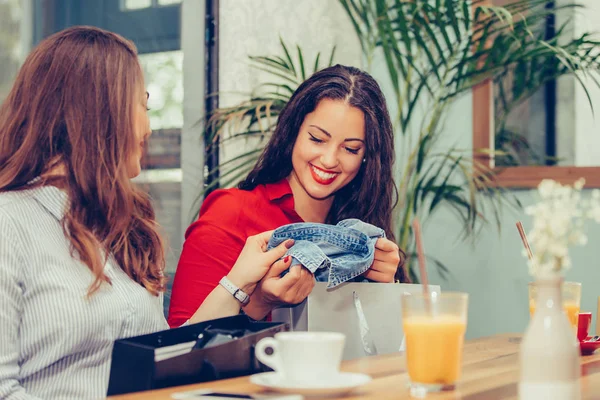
[288,98,366,202]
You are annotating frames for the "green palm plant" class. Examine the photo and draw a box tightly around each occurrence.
[201,0,600,282]
[339,0,599,281]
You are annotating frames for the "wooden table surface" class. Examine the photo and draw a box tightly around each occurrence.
[108,334,600,399]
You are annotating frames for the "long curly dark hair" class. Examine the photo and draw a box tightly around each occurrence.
[239,65,407,281]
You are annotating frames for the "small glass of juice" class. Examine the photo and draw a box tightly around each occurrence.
[401,292,469,396]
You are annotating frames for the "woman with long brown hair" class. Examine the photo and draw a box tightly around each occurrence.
[0,26,292,399]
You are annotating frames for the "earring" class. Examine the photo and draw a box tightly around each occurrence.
[362,158,366,163]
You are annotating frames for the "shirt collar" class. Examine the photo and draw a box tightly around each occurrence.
[30,185,68,221]
[264,179,294,202]
[264,179,303,222]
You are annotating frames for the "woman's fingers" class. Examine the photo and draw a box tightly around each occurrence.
[363,268,394,283]
[265,255,292,279]
[373,249,401,265]
[260,238,294,265]
[374,237,398,252]
[270,264,315,303]
[370,259,396,272]
[252,229,275,245]
[299,273,316,297]
[294,267,315,301]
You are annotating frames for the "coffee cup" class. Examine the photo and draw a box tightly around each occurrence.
[255,331,345,384]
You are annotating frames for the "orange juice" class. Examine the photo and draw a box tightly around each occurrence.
[403,315,466,385]
[529,301,579,329]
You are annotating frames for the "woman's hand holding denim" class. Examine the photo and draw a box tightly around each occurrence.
[362,238,400,283]
[242,259,315,320]
[227,232,295,295]
[267,219,389,288]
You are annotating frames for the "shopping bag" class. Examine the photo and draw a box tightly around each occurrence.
[270,282,440,360]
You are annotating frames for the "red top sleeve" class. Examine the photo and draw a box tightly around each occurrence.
[167,190,247,327]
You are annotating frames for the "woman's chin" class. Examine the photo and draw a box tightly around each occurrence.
[127,163,142,179]
[306,187,336,201]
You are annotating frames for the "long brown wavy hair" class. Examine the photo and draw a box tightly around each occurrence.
[0,26,166,296]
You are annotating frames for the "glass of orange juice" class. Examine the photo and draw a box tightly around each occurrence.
[401,292,468,396]
[528,281,581,331]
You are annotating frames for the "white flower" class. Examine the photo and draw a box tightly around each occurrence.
[523,178,600,279]
[538,179,558,199]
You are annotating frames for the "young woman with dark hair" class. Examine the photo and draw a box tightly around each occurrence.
[169,65,407,327]
[0,26,291,399]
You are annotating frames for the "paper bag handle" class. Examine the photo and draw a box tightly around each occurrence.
[255,337,281,372]
[353,291,378,356]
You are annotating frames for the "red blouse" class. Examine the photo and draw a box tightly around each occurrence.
[167,179,303,327]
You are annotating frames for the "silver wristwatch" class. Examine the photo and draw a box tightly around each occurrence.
[219,276,250,305]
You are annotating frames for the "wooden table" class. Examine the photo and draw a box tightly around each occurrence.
[109,334,600,399]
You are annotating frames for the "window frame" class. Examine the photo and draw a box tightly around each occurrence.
[472,80,600,188]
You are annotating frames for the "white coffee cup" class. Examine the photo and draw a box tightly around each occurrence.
[255,331,345,384]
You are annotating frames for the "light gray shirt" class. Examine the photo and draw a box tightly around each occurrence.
[0,185,169,399]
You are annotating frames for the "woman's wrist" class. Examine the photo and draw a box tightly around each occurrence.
[242,295,274,320]
[225,273,256,296]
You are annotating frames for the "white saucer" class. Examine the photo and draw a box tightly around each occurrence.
[250,371,372,397]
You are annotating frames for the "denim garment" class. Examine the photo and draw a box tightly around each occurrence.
[267,219,385,288]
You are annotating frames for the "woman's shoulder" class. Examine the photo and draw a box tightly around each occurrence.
[184,186,270,236]
[0,191,39,259]
[0,188,35,208]
[0,186,65,222]
[199,186,266,216]
[0,193,20,229]
[0,189,42,229]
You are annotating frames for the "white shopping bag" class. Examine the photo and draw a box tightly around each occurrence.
[271,282,441,360]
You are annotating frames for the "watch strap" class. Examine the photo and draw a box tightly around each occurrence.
[219,276,250,306]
